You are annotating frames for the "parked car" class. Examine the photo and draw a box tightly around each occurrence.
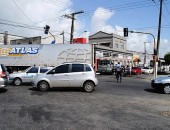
[151,76,170,94]
[142,67,153,74]
[131,67,142,75]
[32,63,98,92]
[0,64,9,88]
[9,66,53,86]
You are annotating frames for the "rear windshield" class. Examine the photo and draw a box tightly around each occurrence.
[132,67,140,69]
[143,67,149,69]
[85,64,92,71]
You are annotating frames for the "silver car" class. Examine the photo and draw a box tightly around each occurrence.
[32,63,98,92]
[151,75,170,94]
[9,66,53,86]
[0,64,9,88]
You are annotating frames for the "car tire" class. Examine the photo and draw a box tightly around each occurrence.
[163,84,170,94]
[37,81,50,92]
[13,78,22,86]
[83,81,94,93]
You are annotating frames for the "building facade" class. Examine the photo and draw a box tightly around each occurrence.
[0,32,62,45]
[130,50,153,67]
[89,31,133,67]
[0,32,24,45]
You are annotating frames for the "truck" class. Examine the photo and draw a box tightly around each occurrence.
[0,44,93,72]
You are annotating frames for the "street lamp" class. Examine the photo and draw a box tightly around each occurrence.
[60,31,65,44]
[144,42,147,67]
[143,42,151,67]
[130,31,157,78]
[91,42,99,72]
[76,31,87,38]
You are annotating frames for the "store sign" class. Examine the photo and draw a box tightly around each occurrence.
[0,47,39,56]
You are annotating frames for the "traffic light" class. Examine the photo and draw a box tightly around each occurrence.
[44,25,50,34]
[123,28,128,37]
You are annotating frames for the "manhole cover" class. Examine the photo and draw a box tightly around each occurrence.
[160,111,170,117]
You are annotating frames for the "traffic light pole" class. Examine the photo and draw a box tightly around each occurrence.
[130,31,157,78]
[49,31,56,43]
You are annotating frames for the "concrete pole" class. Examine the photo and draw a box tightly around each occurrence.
[4,31,8,45]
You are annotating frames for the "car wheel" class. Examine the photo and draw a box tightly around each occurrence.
[37,81,50,92]
[13,78,22,86]
[83,81,94,93]
[163,84,170,94]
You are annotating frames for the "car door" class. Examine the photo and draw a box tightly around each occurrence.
[69,64,86,87]
[49,64,69,87]
[24,67,39,82]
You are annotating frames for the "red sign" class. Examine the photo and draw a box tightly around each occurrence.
[73,38,86,44]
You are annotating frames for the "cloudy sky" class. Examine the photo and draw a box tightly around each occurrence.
[0,0,170,58]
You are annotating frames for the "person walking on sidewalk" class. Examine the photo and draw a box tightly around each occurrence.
[116,62,122,82]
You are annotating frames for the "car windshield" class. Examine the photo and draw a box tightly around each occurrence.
[143,67,149,69]
[23,67,32,72]
[99,60,111,65]
[132,67,140,69]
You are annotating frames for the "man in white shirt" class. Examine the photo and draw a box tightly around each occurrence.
[116,62,122,82]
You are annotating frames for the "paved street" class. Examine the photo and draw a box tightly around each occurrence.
[0,74,170,130]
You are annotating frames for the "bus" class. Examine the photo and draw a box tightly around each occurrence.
[98,59,115,74]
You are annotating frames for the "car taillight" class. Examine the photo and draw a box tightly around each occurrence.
[0,71,6,78]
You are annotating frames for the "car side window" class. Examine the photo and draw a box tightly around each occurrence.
[40,67,49,73]
[71,64,84,72]
[55,64,69,74]
[27,67,39,73]
[85,64,92,71]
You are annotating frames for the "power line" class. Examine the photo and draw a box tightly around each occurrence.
[63,11,84,44]
[38,0,155,25]
[163,1,170,16]
[0,22,43,31]
[34,0,169,28]
[152,0,170,26]
[13,0,34,24]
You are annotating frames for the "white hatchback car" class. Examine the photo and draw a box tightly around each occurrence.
[32,63,98,92]
[142,67,153,74]
[9,66,53,86]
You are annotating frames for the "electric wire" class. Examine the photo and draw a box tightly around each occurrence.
[13,0,34,24]
[152,0,170,26]
[1,0,170,36]
[163,0,170,16]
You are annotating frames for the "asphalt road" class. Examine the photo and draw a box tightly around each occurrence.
[0,74,170,130]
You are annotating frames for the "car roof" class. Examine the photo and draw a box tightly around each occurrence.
[62,62,91,65]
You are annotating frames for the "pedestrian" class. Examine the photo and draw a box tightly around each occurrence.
[116,62,122,82]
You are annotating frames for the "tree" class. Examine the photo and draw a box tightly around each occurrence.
[164,52,170,65]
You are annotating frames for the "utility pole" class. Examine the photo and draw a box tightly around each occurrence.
[156,0,163,60]
[4,31,8,45]
[60,31,65,44]
[63,11,84,44]
[151,0,163,78]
